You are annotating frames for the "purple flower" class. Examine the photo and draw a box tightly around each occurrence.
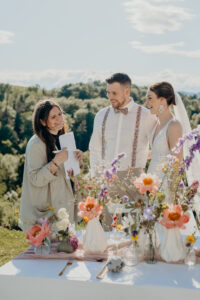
[104,169,113,180]
[123,195,129,202]
[118,153,126,159]
[132,230,138,237]
[179,182,184,189]
[68,235,78,251]
[39,218,49,225]
[111,158,118,167]
[112,166,117,174]
[144,207,154,221]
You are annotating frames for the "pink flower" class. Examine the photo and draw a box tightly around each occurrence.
[78,196,103,221]
[26,224,51,248]
[160,205,189,229]
[133,173,160,194]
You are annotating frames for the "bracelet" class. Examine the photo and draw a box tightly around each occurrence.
[52,159,59,168]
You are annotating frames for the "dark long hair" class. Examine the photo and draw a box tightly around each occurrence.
[33,99,67,162]
[149,81,176,106]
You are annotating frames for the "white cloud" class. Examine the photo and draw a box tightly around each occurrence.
[131,41,200,58]
[0,30,14,44]
[0,69,199,92]
[124,0,194,34]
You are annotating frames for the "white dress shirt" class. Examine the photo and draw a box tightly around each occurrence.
[89,99,156,177]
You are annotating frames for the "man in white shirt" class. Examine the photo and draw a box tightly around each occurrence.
[89,73,156,228]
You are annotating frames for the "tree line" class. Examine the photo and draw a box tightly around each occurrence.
[0,81,199,228]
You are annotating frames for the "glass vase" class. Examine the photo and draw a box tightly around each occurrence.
[34,238,51,255]
[57,240,74,253]
[124,241,138,266]
[184,247,196,266]
[144,231,156,264]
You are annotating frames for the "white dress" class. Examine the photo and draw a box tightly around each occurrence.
[148,119,198,236]
[148,119,173,180]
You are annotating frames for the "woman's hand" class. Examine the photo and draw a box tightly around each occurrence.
[54,148,68,166]
[74,149,83,165]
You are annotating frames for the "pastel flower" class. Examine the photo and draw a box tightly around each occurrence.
[78,197,102,221]
[144,206,155,221]
[186,235,196,244]
[133,173,160,194]
[26,224,51,248]
[160,205,189,229]
[57,208,69,220]
[123,195,129,202]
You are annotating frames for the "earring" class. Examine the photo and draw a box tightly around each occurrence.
[159,104,165,114]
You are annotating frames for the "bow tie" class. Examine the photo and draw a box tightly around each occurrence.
[114,107,128,115]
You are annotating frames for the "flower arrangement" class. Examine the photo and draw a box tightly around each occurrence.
[78,197,103,221]
[26,222,51,248]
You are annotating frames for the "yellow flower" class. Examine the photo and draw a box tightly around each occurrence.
[156,192,165,203]
[15,211,19,215]
[83,216,89,223]
[186,235,196,244]
[131,234,138,241]
[162,164,167,172]
[47,206,55,210]
[116,224,122,230]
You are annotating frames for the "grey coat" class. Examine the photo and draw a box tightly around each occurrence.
[19,135,75,232]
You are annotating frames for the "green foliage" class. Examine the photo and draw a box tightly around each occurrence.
[0,226,28,266]
[0,81,199,231]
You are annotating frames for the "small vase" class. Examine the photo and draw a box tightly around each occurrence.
[124,241,138,266]
[83,217,107,253]
[34,238,51,255]
[57,240,74,253]
[144,231,157,264]
[160,227,185,262]
[184,247,196,266]
[138,227,159,259]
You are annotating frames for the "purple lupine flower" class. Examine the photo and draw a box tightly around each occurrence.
[123,195,129,202]
[118,153,126,159]
[179,167,184,175]
[104,169,113,180]
[144,206,154,221]
[111,158,118,167]
[112,166,117,174]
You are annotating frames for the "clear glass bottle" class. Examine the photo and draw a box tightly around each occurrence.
[34,237,51,255]
[124,241,138,266]
[184,247,196,266]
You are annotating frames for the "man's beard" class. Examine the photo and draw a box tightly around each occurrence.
[111,97,127,108]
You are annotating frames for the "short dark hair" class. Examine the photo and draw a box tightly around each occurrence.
[149,81,176,106]
[106,73,131,87]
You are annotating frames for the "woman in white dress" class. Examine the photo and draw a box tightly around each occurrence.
[146,81,183,178]
[145,81,198,235]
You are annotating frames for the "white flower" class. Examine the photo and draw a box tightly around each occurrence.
[121,214,134,230]
[57,208,69,220]
[56,218,70,231]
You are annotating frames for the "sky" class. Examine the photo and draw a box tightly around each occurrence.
[0,0,200,92]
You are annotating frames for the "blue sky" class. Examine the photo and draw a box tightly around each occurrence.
[0,0,200,92]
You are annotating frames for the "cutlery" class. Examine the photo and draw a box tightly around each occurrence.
[96,263,108,279]
[58,261,73,276]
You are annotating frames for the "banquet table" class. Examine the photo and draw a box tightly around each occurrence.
[0,257,200,300]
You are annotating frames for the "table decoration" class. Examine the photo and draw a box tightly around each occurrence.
[78,196,107,253]
[184,235,197,266]
[26,221,52,255]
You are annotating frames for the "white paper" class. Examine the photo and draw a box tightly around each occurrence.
[59,132,80,179]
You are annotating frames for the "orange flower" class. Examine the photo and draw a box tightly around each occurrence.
[78,197,102,221]
[26,224,51,248]
[85,185,93,190]
[134,173,160,194]
[160,205,189,229]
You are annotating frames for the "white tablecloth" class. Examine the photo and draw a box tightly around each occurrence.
[0,258,200,300]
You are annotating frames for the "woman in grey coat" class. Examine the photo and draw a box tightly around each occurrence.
[19,99,82,231]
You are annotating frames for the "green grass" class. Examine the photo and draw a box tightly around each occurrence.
[0,226,29,266]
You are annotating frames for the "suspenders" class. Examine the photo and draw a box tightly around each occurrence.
[101,106,142,167]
